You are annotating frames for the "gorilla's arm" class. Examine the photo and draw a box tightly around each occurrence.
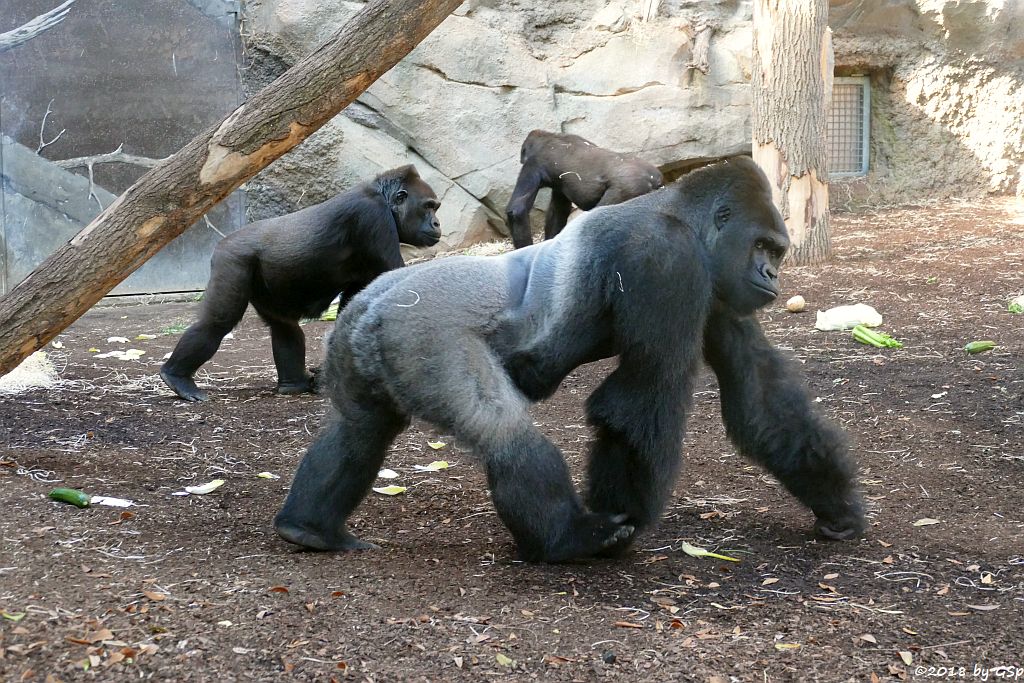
[584,222,713,549]
[506,164,545,249]
[702,304,866,539]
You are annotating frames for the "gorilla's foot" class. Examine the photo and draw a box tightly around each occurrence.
[275,520,379,552]
[308,365,323,393]
[160,370,209,402]
[276,374,315,396]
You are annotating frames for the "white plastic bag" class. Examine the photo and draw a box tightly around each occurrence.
[814,304,883,331]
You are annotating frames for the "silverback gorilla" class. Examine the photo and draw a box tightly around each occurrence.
[274,157,866,563]
[160,165,441,402]
[505,129,663,249]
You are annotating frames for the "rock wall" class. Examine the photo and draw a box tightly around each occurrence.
[830,0,1024,208]
[242,0,752,249]
[241,0,1024,246]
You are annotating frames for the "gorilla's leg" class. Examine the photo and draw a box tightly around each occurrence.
[160,256,251,402]
[481,426,635,563]
[267,318,314,395]
[304,285,368,393]
[543,191,573,241]
[594,185,640,208]
[505,165,543,249]
[703,306,866,540]
[400,338,633,562]
[338,282,370,312]
[274,399,408,551]
[585,354,696,555]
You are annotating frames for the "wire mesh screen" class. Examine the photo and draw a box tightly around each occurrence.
[829,78,870,176]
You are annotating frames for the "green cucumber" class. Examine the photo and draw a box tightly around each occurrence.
[964,340,995,354]
[48,488,91,508]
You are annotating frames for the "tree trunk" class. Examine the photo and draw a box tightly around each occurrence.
[751,0,833,265]
[0,0,462,376]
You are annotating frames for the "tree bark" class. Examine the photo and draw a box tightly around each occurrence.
[0,0,462,376]
[751,0,833,265]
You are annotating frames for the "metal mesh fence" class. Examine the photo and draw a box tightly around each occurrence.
[829,78,869,175]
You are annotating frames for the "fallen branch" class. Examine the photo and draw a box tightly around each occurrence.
[54,145,170,211]
[0,0,75,54]
[36,100,66,154]
[54,144,168,171]
[686,23,715,75]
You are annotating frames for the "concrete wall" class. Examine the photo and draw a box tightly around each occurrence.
[0,0,246,295]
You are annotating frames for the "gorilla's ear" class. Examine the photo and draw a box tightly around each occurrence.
[714,204,731,231]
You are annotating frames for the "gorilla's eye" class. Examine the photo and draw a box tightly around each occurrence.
[755,240,765,250]
[714,205,731,229]
[394,190,408,204]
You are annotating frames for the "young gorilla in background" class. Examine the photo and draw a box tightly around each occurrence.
[505,129,664,249]
[160,165,441,402]
[274,157,866,563]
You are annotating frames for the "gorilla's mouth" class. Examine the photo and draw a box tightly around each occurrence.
[749,281,779,300]
[411,230,441,247]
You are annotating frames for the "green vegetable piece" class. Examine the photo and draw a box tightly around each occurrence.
[852,325,902,349]
[964,340,995,354]
[680,540,741,562]
[1009,302,1023,314]
[876,331,903,349]
[320,302,341,322]
[48,488,91,508]
[852,325,884,347]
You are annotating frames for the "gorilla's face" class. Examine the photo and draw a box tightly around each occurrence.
[709,193,789,315]
[392,175,442,247]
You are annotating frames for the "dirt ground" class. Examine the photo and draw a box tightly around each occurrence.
[1,201,1022,683]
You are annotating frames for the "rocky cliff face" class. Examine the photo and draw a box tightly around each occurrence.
[830,0,1024,207]
[241,0,1023,246]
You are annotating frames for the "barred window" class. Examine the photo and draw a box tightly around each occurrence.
[829,77,871,176]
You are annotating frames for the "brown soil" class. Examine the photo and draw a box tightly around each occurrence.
[2,201,1023,683]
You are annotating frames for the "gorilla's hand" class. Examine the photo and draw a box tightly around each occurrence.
[813,495,867,541]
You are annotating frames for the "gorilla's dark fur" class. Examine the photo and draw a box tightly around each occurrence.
[160,165,441,402]
[505,129,664,249]
[274,157,865,563]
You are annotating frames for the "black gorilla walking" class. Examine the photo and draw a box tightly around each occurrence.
[505,129,663,249]
[274,157,865,563]
[160,165,441,402]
